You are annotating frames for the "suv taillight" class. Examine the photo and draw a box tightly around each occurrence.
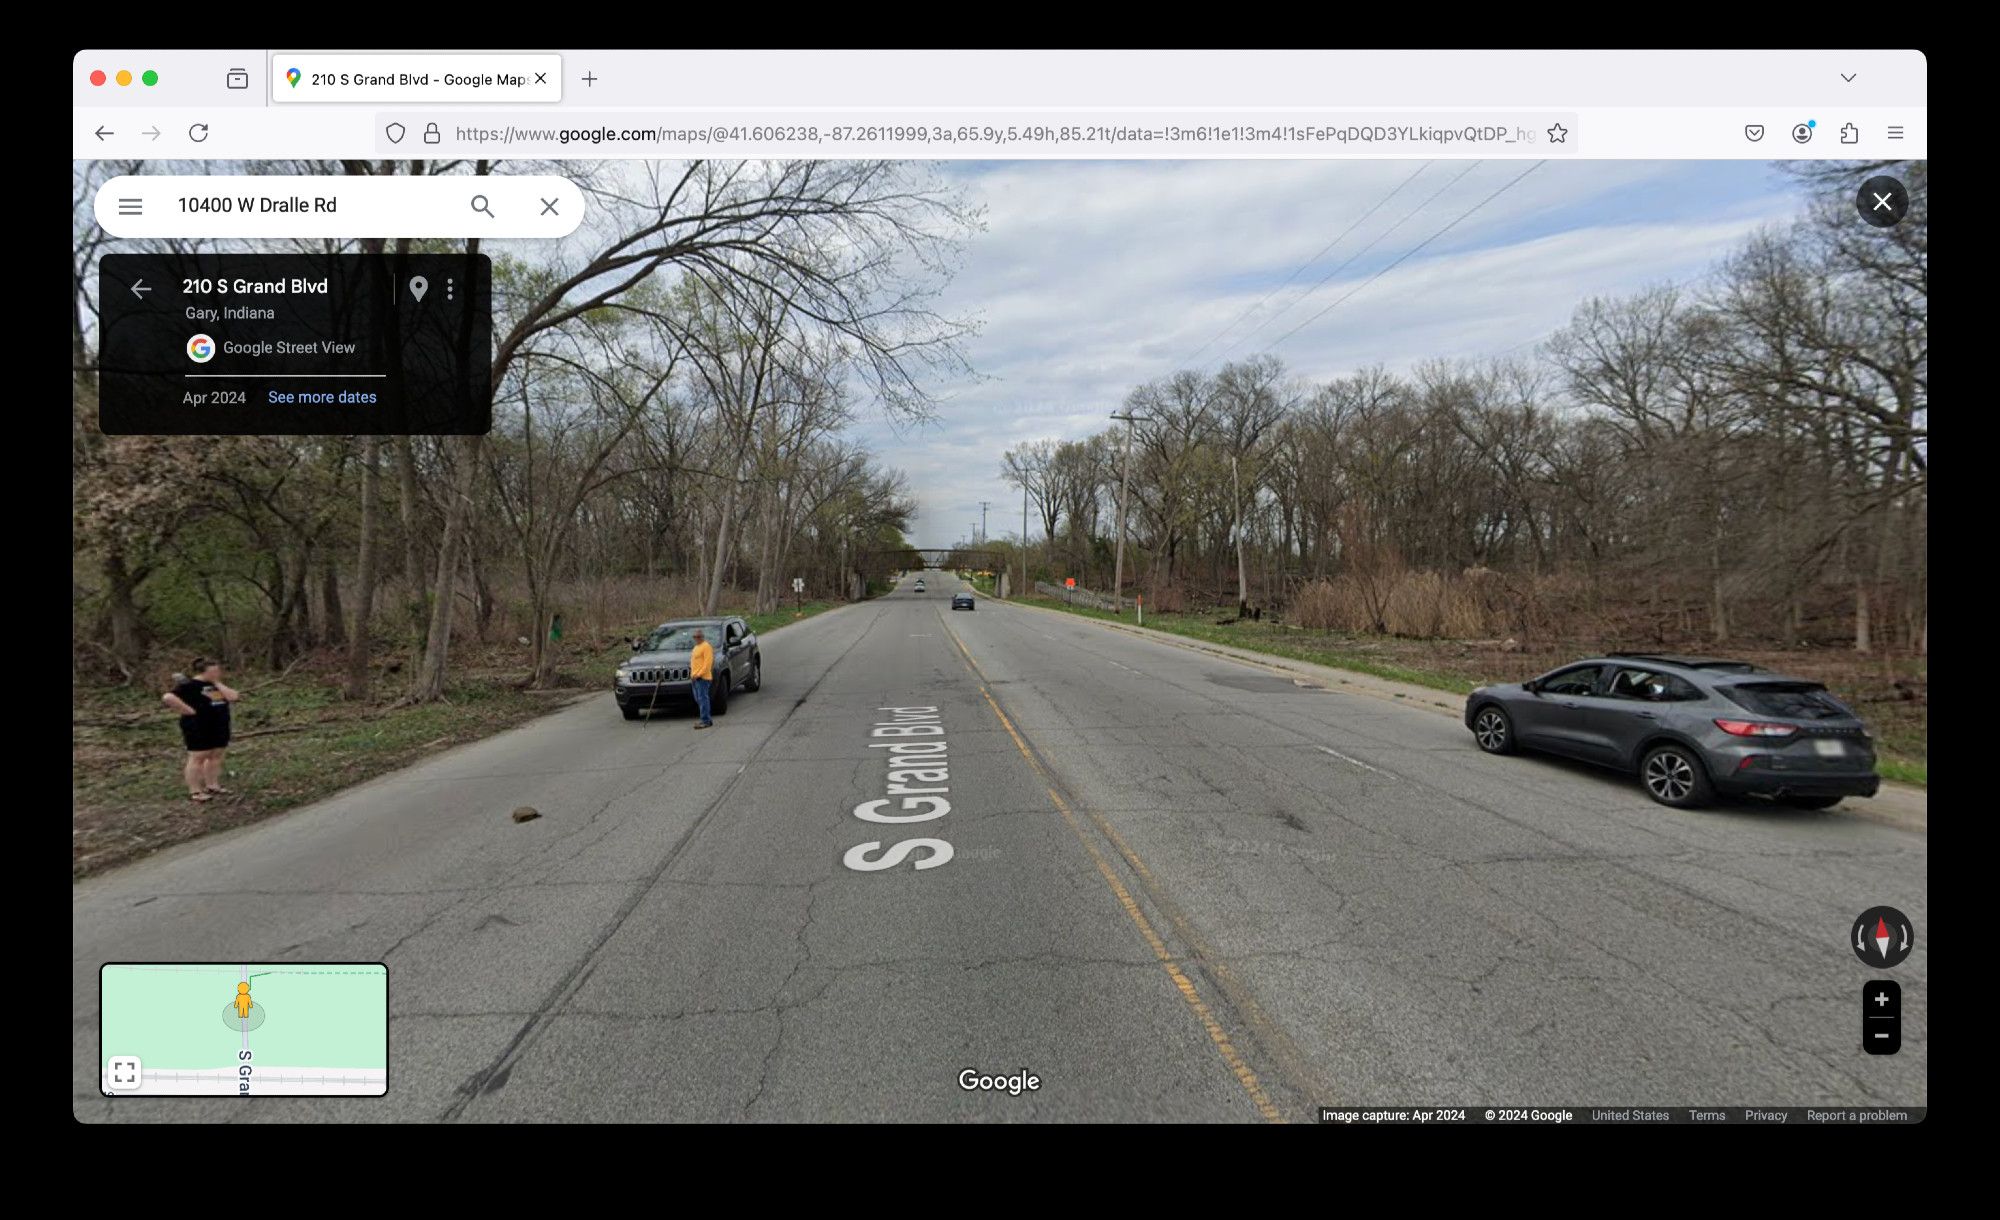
[1714,719,1797,738]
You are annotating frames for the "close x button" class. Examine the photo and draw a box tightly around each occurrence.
[1863,981,1900,1055]
[1856,176,1908,229]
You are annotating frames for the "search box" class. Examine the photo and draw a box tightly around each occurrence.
[94,175,584,239]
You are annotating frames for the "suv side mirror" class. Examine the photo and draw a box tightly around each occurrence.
[630,637,645,652]
[1522,679,1541,694]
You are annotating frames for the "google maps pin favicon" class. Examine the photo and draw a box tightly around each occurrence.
[286,67,301,88]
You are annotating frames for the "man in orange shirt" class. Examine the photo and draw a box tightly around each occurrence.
[689,628,715,730]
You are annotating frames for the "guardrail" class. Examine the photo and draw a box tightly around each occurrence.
[1034,580,1125,612]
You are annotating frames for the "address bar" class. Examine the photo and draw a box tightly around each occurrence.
[94,174,586,239]
[380,110,1579,157]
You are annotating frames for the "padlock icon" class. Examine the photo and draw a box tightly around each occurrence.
[423,122,441,145]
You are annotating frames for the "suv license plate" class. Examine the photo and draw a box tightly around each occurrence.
[1813,739,1847,757]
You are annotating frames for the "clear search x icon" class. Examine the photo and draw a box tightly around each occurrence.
[470,194,495,219]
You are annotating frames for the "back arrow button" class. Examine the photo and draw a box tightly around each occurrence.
[94,125,112,141]
[130,279,151,300]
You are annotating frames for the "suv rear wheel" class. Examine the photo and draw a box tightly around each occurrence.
[1640,744,1713,808]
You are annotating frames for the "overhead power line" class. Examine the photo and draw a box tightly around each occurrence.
[1261,160,1547,356]
[1211,160,1489,368]
[1180,160,1435,368]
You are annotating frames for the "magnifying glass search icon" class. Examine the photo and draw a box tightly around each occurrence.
[470,194,495,219]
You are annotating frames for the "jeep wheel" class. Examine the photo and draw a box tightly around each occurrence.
[712,676,730,716]
[743,656,761,692]
[620,704,641,721]
[1640,744,1713,808]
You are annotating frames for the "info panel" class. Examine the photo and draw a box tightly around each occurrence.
[98,252,492,435]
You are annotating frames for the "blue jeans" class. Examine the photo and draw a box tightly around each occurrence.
[692,678,712,725]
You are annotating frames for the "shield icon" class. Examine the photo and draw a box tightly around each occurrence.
[1744,124,1765,142]
[385,122,406,144]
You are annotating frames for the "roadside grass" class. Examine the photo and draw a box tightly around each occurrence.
[1876,757,1927,786]
[1016,593,1928,787]
[743,599,840,638]
[73,598,848,879]
[1019,595,1475,689]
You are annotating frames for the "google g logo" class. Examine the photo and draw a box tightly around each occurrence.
[187,334,215,363]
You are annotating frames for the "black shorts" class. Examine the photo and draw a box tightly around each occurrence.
[180,718,230,752]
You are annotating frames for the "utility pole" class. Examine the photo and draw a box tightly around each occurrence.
[1231,452,1249,616]
[978,501,990,545]
[1021,484,1028,602]
[1108,410,1151,614]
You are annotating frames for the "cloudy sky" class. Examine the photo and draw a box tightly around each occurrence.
[854,159,1809,548]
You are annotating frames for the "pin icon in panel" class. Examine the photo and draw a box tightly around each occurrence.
[409,276,428,303]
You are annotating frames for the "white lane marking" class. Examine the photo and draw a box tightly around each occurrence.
[1316,745,1395,778]
[1107,660,1140,673]
[1039,632,1058,641]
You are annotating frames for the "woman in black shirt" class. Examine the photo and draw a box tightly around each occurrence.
[162,657,240,802]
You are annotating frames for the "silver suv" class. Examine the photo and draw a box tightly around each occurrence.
[1464,653,1880,809]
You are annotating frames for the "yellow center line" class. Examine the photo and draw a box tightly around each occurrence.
[942,615,1285,1123]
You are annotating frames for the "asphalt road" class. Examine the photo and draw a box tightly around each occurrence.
[74,572,1926,1121]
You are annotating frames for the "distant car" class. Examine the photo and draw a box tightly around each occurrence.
[913,579,926,593]
[614,617,761,720]
[952,592,975,611]
[1463,652,1880,809]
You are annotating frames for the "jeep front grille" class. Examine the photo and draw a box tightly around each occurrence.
[627,667,687,683]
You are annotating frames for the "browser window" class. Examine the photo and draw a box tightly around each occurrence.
[73,48,1926,1126]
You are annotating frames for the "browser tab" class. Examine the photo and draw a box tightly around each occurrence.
[270,52,563,103]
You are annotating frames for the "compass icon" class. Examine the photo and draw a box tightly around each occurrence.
[1850,905,1913,969]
